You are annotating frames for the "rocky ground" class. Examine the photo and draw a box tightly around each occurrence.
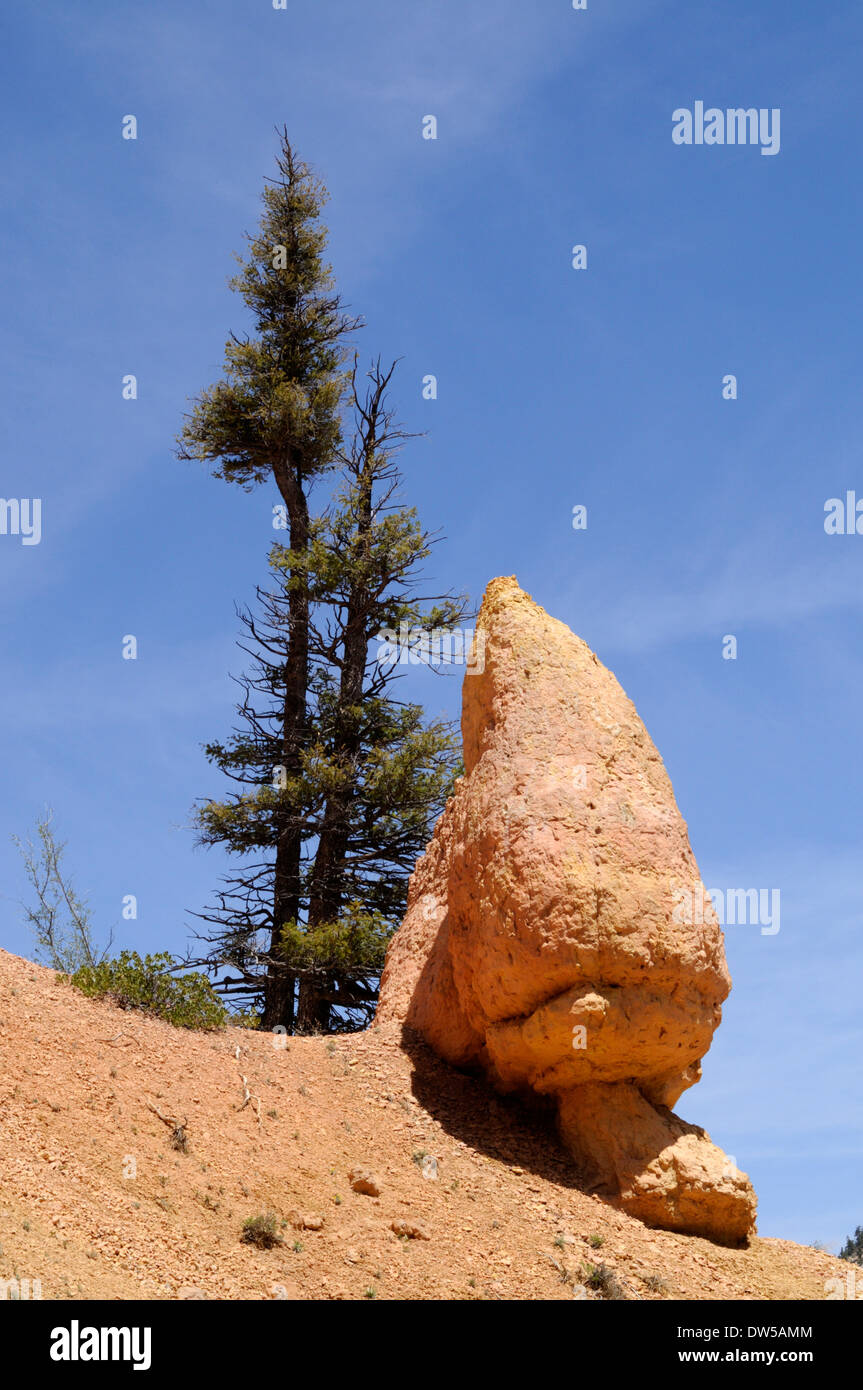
[0,948,846,1301]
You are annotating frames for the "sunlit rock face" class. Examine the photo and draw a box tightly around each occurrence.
[377,577,756,1245]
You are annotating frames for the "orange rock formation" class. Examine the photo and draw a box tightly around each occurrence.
[377,577,756,1244]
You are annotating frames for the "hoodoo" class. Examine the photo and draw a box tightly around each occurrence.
[377,576,756,1245]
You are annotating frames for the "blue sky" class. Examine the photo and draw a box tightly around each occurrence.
[1,0,861,1251]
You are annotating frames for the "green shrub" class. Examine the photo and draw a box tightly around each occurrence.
[581,1262,627,1300]
[278,907,391,973]
[241,1212,283,1249]
[228,1009,261,1030]
[70,951,227,1031]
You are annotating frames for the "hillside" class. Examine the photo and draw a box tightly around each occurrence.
[0,948,845,1301]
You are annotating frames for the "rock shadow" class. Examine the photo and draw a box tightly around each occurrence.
[398,1024,593,1196]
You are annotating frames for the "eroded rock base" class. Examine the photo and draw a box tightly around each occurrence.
[557,1082,756,1246]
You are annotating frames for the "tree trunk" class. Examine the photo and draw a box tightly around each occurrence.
[299,458,374,1030]
[263,456,311,1031]
[295,979,332,1034]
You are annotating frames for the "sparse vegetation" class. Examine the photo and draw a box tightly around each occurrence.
[14,810,109,972]
[581,1262,627,1300]
[229,1010,260,1030]
[169,1122,188,1153]
[643,1273,670,1296]
[588,1234,604,1249]
[241,1212,283,1249]
[840,1226,863,1265]
[71,951,227,1031]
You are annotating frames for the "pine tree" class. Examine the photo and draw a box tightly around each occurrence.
[179,130,356,1027]
[179,134,467,1031]
[839,1226,863,1265]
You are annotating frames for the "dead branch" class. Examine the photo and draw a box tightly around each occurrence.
[146,1099,189,1152]
[234,1045,262,1127]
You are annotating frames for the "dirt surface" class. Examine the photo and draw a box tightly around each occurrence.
[0,948,847,1301]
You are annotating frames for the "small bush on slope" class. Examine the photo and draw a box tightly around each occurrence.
[241,1213,283,1249]
[70,951,227,1031]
